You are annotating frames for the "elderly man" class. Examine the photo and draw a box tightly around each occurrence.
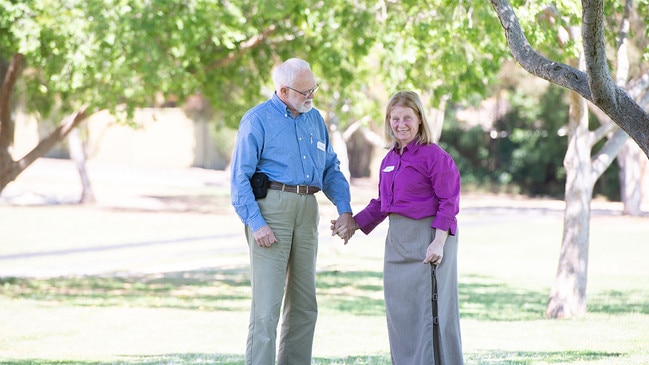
[230,57,355,365]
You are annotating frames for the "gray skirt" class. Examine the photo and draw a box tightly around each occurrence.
[384,214,463,365]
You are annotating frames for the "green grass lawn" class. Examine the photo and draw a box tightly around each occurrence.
[1,204,648,364]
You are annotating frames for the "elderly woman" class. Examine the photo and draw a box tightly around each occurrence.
[335,90,463,364]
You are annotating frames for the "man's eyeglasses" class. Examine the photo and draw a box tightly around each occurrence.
[286,85,319,98]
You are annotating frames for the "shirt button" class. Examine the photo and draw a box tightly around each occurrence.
[303,155,306,159]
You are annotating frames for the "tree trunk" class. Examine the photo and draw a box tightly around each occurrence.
[618,140,643,215]
[491,0,642,318]
[2,50,91,195]
[546,88,592,318]
[343,120,384,179]
[329,119,350,182]
[0,54,24,192]
[613,0,643,216]
[68,127,95,204]
[1,55,22,153]
[430,95,448,144]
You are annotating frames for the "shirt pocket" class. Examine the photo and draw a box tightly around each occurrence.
[312,140,327,171]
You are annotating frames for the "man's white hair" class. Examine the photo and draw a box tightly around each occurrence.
[272,58,312,90]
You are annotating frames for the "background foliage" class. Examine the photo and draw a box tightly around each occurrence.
[2,0,646,199]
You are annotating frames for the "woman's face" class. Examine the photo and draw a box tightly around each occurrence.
[389,105,420,147]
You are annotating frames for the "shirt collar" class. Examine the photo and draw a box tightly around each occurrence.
[394,139,422,154]
[270,92,293,117]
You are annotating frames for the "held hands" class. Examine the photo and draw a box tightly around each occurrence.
[330,212,358,245]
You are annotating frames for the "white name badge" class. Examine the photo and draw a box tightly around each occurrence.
[317,141,326,151]
[383,165,395,172]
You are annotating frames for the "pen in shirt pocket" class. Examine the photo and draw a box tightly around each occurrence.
[310,133,313,144]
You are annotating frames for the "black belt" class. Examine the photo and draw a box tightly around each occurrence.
[268,181,320,195]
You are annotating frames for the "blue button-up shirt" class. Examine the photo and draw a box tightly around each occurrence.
[230,92,352,231]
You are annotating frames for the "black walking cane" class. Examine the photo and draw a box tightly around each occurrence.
[431,263,442,365]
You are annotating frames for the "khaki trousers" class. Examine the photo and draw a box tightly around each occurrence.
[245,189,319,365]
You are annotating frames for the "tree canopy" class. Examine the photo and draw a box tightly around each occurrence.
[2,0,521,191]
[1,1,521,128]
[3,1,648,185]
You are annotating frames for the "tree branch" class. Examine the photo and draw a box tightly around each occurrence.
[587,103,618,145]
[614,0,632,86]
[490,0,649,157]
[490,0,592,100]
[16,106,89,176]
[581,0,649,157]
[627,73,649,103]
[591,128,628,179]
[208,25,277,71]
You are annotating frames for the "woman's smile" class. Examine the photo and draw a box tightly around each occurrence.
[389,105,421,146]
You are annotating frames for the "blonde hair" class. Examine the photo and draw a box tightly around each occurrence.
[383,91,435,149]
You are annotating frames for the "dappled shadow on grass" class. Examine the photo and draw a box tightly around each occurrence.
[0,353,390,365]
[312,355,391,364]
[0,350,623,365]
[459,274,549,321]
[0,353,391,365]
[0,268,387,316]
[317,270,385,316]
[0,353,244,365]
[466,349,622,364]
[588,289,649,315]
[1,268,645,319]
[459,274,649,320]
[0,267,253,312]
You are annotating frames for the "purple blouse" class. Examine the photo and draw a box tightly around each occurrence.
[354,140,460,235]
